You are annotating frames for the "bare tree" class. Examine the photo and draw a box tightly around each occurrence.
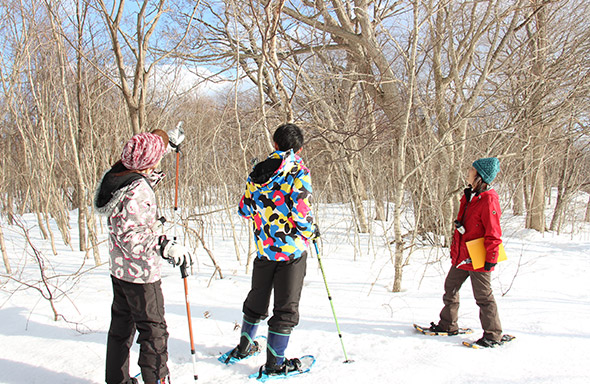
[94,0,199,134]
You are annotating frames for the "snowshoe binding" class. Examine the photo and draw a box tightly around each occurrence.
[414,322,473,336]
[463,334,516,349]
[250,355,315,382]
[219,338,263,365]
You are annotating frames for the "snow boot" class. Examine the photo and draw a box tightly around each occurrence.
[474,336,501,348]
[224,315,261,363]
[239,315,260,352]
[264,357,302,375]
[429,322,459,336]
[265,327,300,375]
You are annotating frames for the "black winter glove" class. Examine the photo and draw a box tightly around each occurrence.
[484,262,497,271]
[311,225,321,240]
[152,216,167,231]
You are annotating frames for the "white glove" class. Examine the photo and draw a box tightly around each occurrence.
[161,239,191,267]
[168,121,185,149]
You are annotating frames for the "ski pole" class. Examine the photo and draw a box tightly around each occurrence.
[180,258,197,381]
[171,121,183,243]
[170,122,198,381]
[313,239,353,363]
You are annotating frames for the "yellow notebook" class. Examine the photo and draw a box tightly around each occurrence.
[465,237,507,270]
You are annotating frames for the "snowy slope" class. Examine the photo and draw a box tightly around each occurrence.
[1,202,589,384]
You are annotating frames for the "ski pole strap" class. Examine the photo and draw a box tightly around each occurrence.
[180,258,189,279]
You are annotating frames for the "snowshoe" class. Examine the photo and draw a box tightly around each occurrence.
[463,334,515,349]
[219,337,264,365]
[414,322,473,336]
[250,355,315,382]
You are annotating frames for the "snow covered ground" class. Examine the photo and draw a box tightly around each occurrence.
[1,198,590,384]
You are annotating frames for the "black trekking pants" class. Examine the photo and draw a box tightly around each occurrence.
[106,276,169,384]
[242,254,307,330]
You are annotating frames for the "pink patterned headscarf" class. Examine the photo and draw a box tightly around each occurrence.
[121,132,167,171]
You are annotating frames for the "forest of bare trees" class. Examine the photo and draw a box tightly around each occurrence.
[1,0,589,293]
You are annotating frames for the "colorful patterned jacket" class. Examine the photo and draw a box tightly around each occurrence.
[238,150,314,261]
[94,162,164,283]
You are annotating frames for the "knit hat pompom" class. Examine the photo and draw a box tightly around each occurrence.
[121,132,167,171]
[472,157,500,184]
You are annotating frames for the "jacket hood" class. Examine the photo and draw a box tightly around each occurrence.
[94,162,164,215]
[249,150,297,186]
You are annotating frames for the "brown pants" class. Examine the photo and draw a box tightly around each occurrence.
[438,266,502,341]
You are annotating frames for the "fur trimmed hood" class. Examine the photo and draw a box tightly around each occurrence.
[94,162,145,216]
[94,162,164,216]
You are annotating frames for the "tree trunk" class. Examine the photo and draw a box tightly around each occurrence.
[525,1,548,233]
[37,211,49,240]
[549,141,573,233]
[7,195,15,225]
[75,3,88,252]
[392,186,404,293]
[549,189,567,234]
[392,2,420,293]
[527,163,546,231]
[87,212,101,266]
[512,181,525,216]
[374,197,386,222]
[0,224,11,274]
[343,159,369,233]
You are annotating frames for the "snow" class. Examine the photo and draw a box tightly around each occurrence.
[1,198,590,384]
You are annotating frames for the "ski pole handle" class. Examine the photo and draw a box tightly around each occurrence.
[180,258,189,279]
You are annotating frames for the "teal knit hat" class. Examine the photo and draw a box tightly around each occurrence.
[472,157,500,184]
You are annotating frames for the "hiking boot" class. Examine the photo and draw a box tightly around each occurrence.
[475,337,500,348]
[500,334,513,343]
[429,322,459,336]
[264,358,302,376]
[224,340,261,363]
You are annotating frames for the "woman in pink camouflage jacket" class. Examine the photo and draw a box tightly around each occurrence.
[95,130,191,384]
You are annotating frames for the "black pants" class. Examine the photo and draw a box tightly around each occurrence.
[106,277,169,384]
[242,254,307,330]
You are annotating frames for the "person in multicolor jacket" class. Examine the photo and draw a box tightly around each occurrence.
[95,130,191,384]
[224,123,317,376]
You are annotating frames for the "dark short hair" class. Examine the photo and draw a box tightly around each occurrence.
[273,123,304,152]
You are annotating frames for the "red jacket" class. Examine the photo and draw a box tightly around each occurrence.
[450,188,502,272]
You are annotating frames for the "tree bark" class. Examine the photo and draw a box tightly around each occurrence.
[0,224,10,274]
[525,1,549,232]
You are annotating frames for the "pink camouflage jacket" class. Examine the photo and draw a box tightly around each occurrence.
[95,163,164,284]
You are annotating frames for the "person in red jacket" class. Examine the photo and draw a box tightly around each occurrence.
[429,157,505,347]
